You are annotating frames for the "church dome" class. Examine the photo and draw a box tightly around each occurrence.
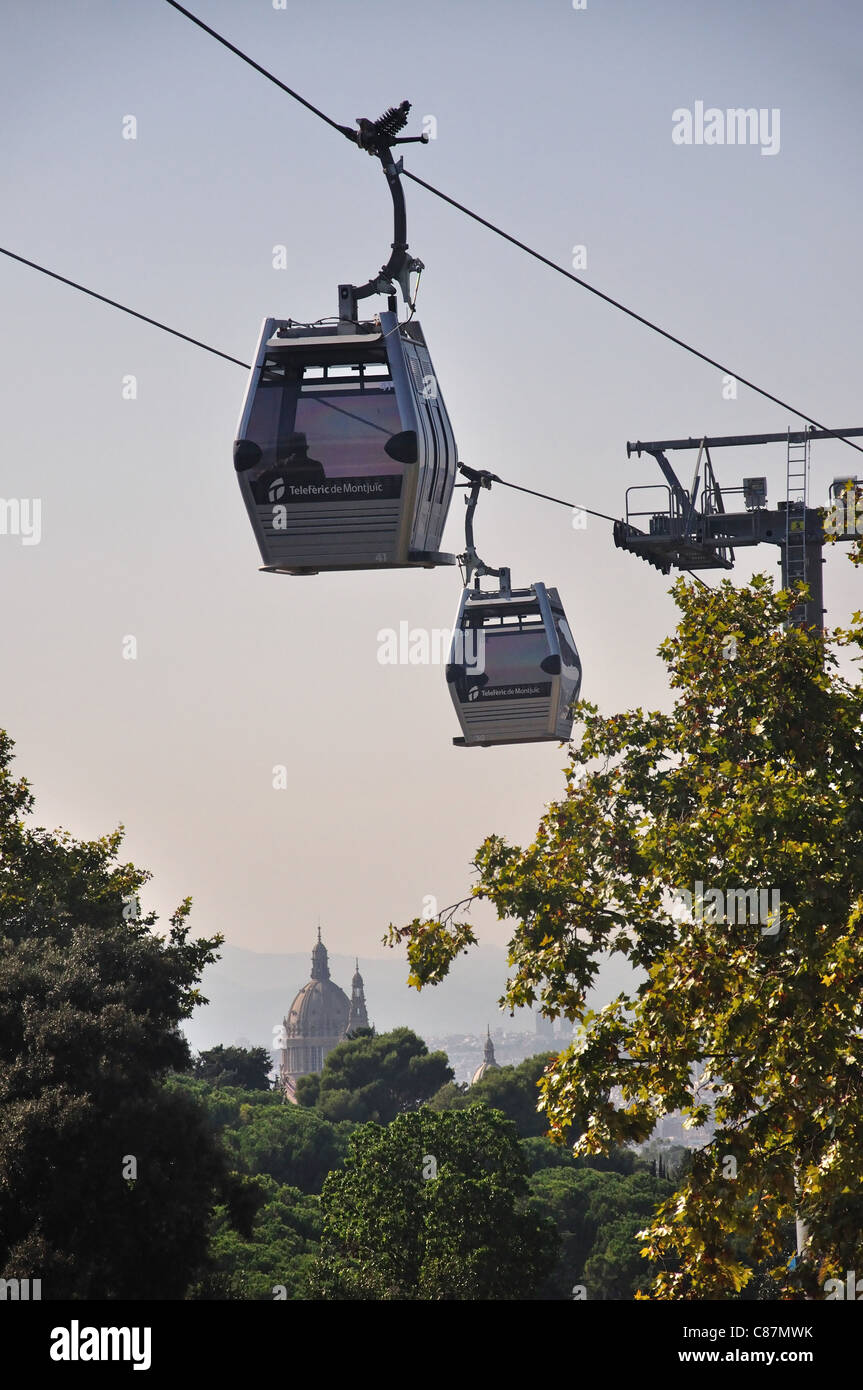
[279,929,374,1101]
[471,1026,501,1085]
[286,977,350,1038]
[285,932,349,1041]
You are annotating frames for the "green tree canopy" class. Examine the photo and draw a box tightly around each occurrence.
[583,1214,663,1301]
[193,1044,273,1091]
[390,575,863,1298]
[297,1027,453,1125]
[220,1103,351,1194]
[428,1050,559,1137]
[520,1135,638,1176]
[166,1074,280,1131]
[528,1167,675,1299]
[0,731,228,1298]
[200,1176,322,1301]
[313,1106,557,1299]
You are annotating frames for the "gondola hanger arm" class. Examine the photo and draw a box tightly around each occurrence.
[336,102,429,322]
[457,464,508,590]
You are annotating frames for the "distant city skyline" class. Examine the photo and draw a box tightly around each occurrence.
[182,938,634,1057]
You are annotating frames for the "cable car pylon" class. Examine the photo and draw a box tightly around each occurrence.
[615,425,863,632]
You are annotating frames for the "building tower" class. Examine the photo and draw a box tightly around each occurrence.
[346,958,370,1034]
[279,927,350,1100]
[471,1025,501,1085]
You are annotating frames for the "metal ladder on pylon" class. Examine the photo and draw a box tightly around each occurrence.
[785,427,810,622]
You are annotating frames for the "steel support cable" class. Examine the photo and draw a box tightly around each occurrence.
[161,0,863,459]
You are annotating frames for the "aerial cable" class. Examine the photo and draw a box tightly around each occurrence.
[162,0,346,135]
[161,0,863,460]
[457,465,711,588]
[0,240,706,589]
[0,245,247,369]
[400,169,863,459]
[467,470,623,527]
[0,244,616,522]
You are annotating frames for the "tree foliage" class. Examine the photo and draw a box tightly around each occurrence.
[428,1051,560,1137]
[220,1102,350,1194]
[312,1106,557,1299]
[166,1074,278,1131]
[529,1167,675,1299]
[390,576,863,1297]
[520,1136,640,1177]
[297,1027,453,1125]
[0,731,227,1297]
[166,1076,331,1296]
[201,1177,321,1301]
[192,1044,273,1091]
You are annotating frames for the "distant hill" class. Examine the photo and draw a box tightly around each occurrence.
[181,941,638,1055]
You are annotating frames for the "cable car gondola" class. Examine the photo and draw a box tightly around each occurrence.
[233,101,457,575]
[446,469,582,747]
[234,312,456,573]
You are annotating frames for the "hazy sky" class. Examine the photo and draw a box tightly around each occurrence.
[2,0,862,980]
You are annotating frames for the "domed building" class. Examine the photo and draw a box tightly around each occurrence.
[279,929,371,1100]
[471,1026,500,1085]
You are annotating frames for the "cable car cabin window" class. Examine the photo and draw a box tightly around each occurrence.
[468,628,552,698]
[324,364,361,379]
[458,622,553,700]
[554,612,581,673]
[244,358,404,506]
